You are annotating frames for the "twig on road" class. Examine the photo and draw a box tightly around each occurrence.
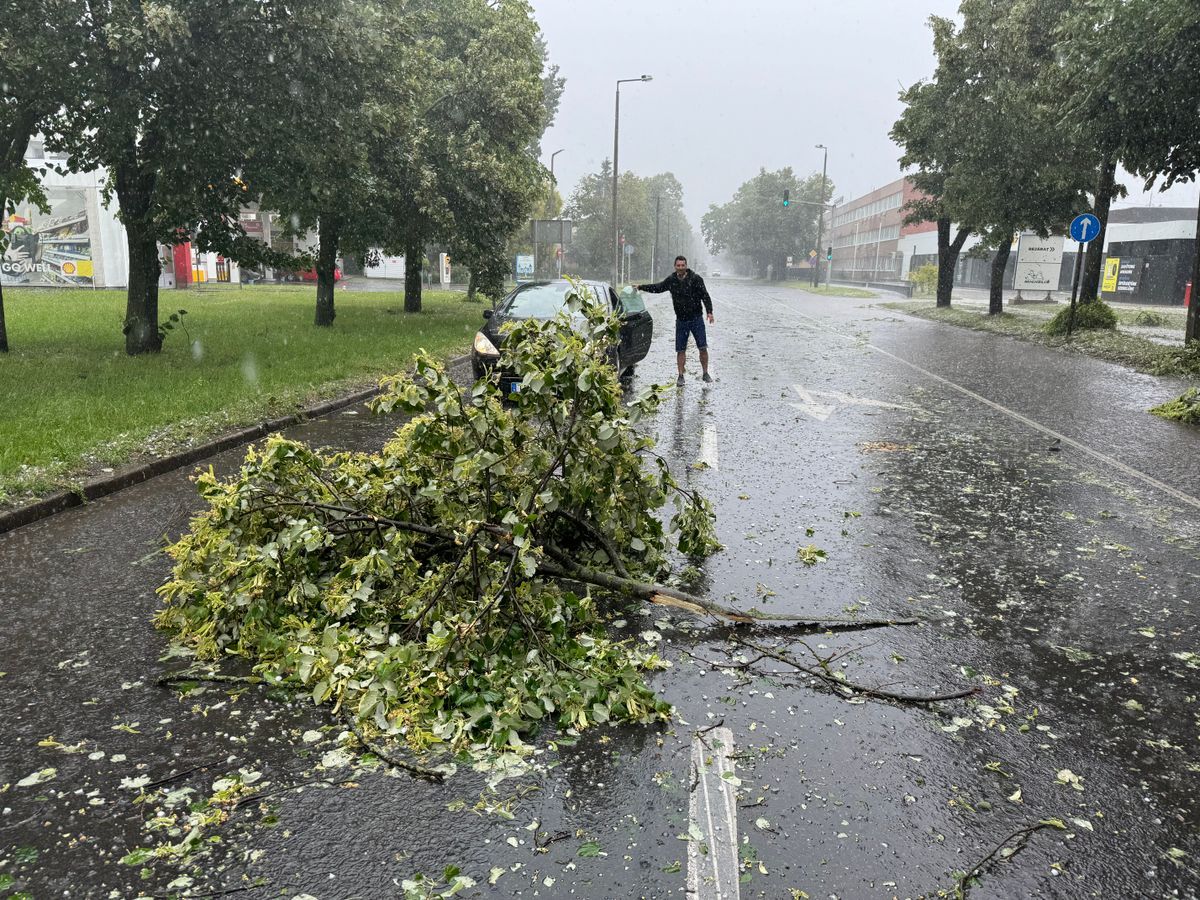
[955,820,1064,899]
[731,636,978,704]
[342,714,446,782]
[233,777,361,810]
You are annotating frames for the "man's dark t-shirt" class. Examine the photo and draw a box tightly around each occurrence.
[636,269,713,320]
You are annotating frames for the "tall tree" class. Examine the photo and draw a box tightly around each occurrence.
[1086,0,1200,342]
[46,0,278,354]
[563,164,695,281]
[928,0,1088,314]
[1044,1,1130,303]
[0,0,81,352]
[376,0,548,313]
[247,0,400,327]
[702,168,829,280]
[892,18,975,308]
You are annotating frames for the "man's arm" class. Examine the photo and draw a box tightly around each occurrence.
[635,275,672,293]
[696,275,714,318]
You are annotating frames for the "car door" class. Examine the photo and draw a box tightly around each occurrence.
[611,286,653,366]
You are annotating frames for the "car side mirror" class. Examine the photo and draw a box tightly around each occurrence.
[482,309,493,319]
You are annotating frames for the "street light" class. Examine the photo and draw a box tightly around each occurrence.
[550,148,565,276]
[613,75,652,286]
[814,144,828,287]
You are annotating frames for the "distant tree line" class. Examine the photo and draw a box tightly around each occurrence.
[0,0,562,354]
[892,0,1200,344]
[701,168,832,281]
[561,161,698,282]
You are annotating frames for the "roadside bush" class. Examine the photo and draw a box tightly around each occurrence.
[1133,309,1169,327]
[1150,342,1200,377]
[1150,387,1200,425]
[1044,300,1117,335]
[908,262,938,298]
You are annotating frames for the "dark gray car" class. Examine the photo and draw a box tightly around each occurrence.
[471,279,653,395]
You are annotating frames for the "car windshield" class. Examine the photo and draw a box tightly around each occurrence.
[504,283,602,318]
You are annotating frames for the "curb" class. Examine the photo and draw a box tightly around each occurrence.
[0,354,471,537]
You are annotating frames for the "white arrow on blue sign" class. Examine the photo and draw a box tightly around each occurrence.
[1069,213,1101,244]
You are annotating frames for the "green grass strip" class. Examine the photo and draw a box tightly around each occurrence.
[0,286,486,503]
[783,283,878,299]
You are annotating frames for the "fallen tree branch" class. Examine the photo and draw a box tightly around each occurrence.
[731,637,978,704]
[245,488,915,630]
[955,820,1063,899]
[342,714,446,783]
[157,671,265,687]
[540,559,917,628]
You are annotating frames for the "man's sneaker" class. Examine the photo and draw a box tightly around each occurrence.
[702,372,714,383]
[676,374,686,386]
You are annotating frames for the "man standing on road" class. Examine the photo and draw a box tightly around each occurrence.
[634,255,714,386]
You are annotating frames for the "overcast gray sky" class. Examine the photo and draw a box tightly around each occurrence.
[530,0,1199,229]
[531,0,960,226]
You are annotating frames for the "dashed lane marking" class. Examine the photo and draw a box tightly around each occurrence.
[686,726,739,900]
[698,423,720,470]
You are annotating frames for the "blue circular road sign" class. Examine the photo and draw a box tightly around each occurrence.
[1070,213,1101,244]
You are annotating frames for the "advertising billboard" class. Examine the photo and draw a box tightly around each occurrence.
[1014,234,1064,291]
[1,189,95,287]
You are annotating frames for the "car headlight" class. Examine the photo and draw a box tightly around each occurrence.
[473,331,499,356]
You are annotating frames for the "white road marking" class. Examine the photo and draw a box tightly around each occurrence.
[686,727,740,900]
[698,423,720,470]
[790,385,914,421]
[750,287,1200,514]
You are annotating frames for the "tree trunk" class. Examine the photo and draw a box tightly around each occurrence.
[315,218,339,327]
[123,218,163,354]
[1187,197,1200,345]
[936,219,970,308]
[0,190,7,352]
[1080,157,1117,304]
[404,237,423,313]
[467,270,477,302]
[988,240,1012,316]
[115,151,162,355]
[0,277,8,353]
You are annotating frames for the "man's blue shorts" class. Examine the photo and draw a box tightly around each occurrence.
[675,316,707,352]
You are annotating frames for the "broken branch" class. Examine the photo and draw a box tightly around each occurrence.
[731,637,978,704]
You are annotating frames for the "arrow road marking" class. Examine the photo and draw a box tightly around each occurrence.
[756,288,1200,514]
[789,385,914,421]
[686,727,739,900]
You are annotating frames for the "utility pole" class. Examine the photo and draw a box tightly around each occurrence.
[814,144,828,287]
[550,148,564,278]
[612,75,653,286]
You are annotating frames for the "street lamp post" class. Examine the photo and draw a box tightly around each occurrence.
[550,148,564,277]
[612,75,652,286]
[652,195,661,280]
[814,144,828,287]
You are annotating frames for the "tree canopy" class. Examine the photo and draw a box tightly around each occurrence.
[563,163,697,282]
[701,167,831,280]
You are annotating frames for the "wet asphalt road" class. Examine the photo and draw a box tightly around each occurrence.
[1,280,1198,899]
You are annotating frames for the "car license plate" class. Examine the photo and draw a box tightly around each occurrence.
[509,383,521,394]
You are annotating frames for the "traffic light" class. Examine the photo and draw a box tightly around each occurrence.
[826,247,833,261]
[782,190,790,207]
